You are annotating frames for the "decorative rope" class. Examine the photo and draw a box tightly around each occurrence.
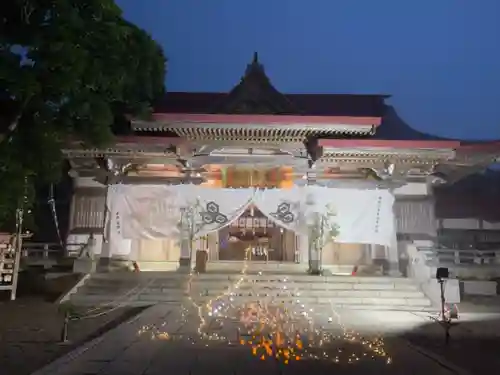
[48,184,64,249]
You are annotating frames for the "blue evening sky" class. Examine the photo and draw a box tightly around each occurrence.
[116,0,500,140]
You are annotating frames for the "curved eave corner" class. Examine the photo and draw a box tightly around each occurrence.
[456,140,500,152]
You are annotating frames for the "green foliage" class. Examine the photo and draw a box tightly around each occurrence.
[309,204,339,251]
[0,0,166,229]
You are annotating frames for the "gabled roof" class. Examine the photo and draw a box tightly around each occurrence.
[154,53,388,119]
[211,52,298,114]
[147,53,500,151]
[155,92,388,118]
[154,92,388,118]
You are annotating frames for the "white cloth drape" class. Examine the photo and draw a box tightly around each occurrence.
[112,185,255,240]
[253,186,395,246]
[110,184,395,247]
[179,185,254,238]
[113,185,184,240]
[252,186,305,233]
[308,186,395,246]
[105,185,135,256]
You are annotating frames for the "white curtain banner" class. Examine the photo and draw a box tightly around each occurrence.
[254,186,395,246]
[113,185,255,240]
[111,184,395,246]
[180,185,255,238]
[114,185,184,240]
[306,186,395,246]
[252,186,306,233]
[104,185,134,257]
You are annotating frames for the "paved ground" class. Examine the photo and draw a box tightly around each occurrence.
[405,310,500,375]
[8,272,500,375]
[32,301,464,375]
[0,273,146,375]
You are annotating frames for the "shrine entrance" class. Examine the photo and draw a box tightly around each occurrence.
[217,205,296,262]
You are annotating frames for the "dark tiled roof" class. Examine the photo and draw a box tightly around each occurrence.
[435,196,500,222]
[154,92,388,118]
[434,170,500,221]
[375,105,447,141]
[287,94,387,117]
[376,106,500,145]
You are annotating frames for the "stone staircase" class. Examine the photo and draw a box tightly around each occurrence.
[67,271,434,311]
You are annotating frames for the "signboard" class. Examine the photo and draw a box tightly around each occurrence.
[0,241,15,286]
[0,233,24,300]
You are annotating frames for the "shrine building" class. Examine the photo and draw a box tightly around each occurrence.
[63,53,500,278]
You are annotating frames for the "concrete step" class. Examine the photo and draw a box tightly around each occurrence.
[68,271,433,310]
[89,272,416,284]
[80,280,420,292]
[85,275,419,290]
[71,294,431,311]
[78,284,426,299]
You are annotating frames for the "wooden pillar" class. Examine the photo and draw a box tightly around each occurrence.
[207,232,219,261]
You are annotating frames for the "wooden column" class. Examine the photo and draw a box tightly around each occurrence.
[207,232,219,261]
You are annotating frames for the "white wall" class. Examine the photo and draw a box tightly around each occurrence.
[483,221,500,230]
[439,218,500,230]
[66,233,103,255]
[393,182,429,196]
[74,177,105,189]
[441,218,481,230]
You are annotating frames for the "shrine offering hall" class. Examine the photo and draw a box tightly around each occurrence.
[64,53,500,276]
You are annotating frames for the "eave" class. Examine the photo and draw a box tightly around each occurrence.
[62,136,184,158]
[318,139,461,149]
[318,139,459,164]
[133,117,378,142]
[151,113,381,126]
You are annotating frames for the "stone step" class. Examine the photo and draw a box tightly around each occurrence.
[78,284,425,299]
[81,280,419,291]
[68,297,436,311]
[85,277,419,290]
[70,287,431,304]
[69,271,433,311]
[89,272,415,284]
[69,293,432,309]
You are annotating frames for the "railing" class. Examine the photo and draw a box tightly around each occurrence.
[21,242,87,267]
[417,246,500,266]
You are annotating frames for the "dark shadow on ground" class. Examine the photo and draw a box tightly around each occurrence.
[0,271,149,375]
[397,314,500,375]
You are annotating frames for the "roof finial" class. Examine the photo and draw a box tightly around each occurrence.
[253,51,259,64]
[245,52,264,76]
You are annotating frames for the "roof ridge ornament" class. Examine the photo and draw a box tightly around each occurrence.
[245,51,265,77]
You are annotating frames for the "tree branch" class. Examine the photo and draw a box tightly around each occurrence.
[0,112,22,143]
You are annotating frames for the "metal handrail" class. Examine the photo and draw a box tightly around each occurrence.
[417,246,500,265]
[21,242,87,260]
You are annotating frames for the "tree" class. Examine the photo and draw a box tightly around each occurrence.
[308,204,339,275]
[178,198,207,271]
[0,0,166,229]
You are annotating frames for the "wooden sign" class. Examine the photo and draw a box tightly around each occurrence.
[0,232,28,300]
